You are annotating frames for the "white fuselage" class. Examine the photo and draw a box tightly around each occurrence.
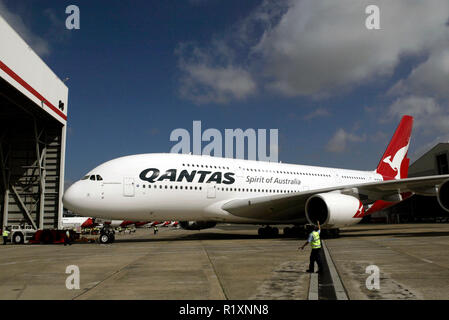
[63,153,384,224]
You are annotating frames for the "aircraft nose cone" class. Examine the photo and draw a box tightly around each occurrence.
[63,182,82,212]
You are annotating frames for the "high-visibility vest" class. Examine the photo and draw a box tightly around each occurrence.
[2,230,9,237]
[310,231,321,249]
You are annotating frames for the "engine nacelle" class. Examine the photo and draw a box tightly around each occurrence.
[179,221,217,230]
[305,193,363,227]
[437,180,449,212]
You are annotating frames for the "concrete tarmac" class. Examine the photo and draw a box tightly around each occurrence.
[326,223,449,300]
[0,223,448,300]
[0,225,310,300]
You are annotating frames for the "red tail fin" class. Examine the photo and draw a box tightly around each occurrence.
[376,115,413,180]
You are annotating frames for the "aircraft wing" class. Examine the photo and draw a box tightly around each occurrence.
[221,174,449,221]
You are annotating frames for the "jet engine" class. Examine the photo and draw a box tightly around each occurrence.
[305,193,363,227]
[437,180,449,212]
[179,221,217,230]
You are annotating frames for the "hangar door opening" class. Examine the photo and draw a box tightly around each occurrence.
[0,79,64,229]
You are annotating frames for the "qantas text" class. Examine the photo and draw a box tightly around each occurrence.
[139,168,235,185]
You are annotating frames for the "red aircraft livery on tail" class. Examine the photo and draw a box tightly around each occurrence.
[376,115,413,181]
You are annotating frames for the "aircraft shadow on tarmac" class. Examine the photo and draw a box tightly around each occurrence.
[114,232,301,243]
[339,231,449,238]
[340,226,426,233]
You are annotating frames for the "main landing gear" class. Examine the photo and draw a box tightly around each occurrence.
[257,226,279,238]
[321,228,340,239]
[258,225,340,239]
[283,226,307,238]
[283,225,341,239]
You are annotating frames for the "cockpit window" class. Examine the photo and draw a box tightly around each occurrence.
[82,174,103,181]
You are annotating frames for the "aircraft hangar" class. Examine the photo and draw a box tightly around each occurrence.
[0,15,68,230]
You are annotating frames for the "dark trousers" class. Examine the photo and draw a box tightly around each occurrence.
[309,248,323,272]
[3,236,7,245]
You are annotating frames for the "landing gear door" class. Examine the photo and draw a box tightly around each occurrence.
[123,177,135,197]
[207,183,216,199]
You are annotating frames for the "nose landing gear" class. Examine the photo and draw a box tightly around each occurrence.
[99,227,115,244]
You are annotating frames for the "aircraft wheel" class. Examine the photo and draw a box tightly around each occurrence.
[258,227,266,237]
[258,226,279,238]
[99,232,112,244]
[13,232,24,244]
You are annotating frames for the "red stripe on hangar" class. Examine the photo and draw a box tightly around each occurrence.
[0,59,67,121]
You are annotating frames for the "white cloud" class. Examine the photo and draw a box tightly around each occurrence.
[326,128,366,153]
[388,95,449,135]
[390,45,449,100]
[177,42,257,104]
[254,0,449,97]
[177,0,449,103]
[0,0,50,56]
[303,108,331,120]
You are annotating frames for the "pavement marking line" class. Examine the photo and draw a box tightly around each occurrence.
[71,254,148,300]
[71,239,172,300]
[200,240,229,300]
[321,241,349,300]
[308,273,318,300]
[421,258,433,264]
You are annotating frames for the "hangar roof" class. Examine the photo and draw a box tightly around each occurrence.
[0,15,68,124]
[409,143,449,178]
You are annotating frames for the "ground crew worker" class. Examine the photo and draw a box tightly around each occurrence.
[2,228,10,245]
[154,226,158,235]
[299,221,323,274]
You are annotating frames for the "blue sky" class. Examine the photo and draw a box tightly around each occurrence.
[1,0,448,187]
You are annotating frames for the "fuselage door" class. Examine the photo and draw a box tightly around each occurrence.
[207,183,216,199]
[123,177,135,197]
[335,172,342,185]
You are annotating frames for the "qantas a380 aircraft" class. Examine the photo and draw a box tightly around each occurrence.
[63,115,449,243]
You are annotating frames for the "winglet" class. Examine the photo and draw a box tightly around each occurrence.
[376,115,413,180]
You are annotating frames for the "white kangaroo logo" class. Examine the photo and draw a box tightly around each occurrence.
[355,202,364,218]
[382,142,409,179]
